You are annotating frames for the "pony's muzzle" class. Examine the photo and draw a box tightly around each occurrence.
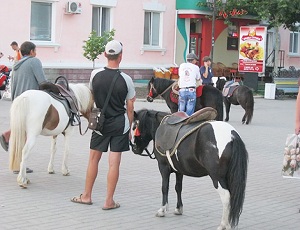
[132,144,139,154]
[147,96,154,102]
[129,141,142,155]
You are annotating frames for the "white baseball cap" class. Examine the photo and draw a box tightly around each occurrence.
[105,40,122,55]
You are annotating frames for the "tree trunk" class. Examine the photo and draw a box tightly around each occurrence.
[273,26,280,75]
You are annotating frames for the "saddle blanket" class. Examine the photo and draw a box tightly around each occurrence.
[222,82,240,97]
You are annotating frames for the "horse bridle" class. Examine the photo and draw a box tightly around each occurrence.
[130,119,156,159]
[129,140,155,159]
[148,82,173,100]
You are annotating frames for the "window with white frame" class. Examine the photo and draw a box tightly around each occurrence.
[92,7,111,36]
[30,1,53,41]
[289,30,299,54]
[143,11,161,46]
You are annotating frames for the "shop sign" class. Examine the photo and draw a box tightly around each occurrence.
[218,9,248,19]
[238,26,267,73]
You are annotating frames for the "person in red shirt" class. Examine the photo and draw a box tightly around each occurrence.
[8,41,22,62]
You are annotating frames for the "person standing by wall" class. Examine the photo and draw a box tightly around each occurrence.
[178,53,201,116]
[0,41,47,174]
[200,56,214,86]
[71,40,136,209]
[8,41,22,62]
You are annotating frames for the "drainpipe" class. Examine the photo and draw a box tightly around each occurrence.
[173,10,179,67]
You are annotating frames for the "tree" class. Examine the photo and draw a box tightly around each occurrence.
[83,29,115,68]
[198,0,300,73]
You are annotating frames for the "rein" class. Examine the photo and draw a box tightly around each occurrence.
[149,82,174,98]
[78,115,89,135]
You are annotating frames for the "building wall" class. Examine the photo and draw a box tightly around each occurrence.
[45,68,154,83]
[213,29,239,67]
[279,27,300,69]
[0,0,177,81]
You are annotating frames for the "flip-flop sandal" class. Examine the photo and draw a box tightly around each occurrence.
[102,202,120,210]
[71,194,93,205]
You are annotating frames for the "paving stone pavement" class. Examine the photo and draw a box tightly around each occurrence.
[0,94,300,230]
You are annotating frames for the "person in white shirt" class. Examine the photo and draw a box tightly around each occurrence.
[178,53,201,116]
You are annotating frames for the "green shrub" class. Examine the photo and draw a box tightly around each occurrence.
[83,29,115,68]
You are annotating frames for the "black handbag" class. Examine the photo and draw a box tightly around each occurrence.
[88,71,119,131]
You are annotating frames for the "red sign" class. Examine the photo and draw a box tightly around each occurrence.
[218,9,248,19]
[238,26,267,73]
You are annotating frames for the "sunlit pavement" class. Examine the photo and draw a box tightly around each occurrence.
[0,95,299,230]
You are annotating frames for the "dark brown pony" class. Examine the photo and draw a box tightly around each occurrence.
[146,77,224,121]
[131,109,248,230]
[216,78,254,124]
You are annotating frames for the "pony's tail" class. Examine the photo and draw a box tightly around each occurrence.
[227,130,248,227]
[9,96,28,171]
[246,91,254,123]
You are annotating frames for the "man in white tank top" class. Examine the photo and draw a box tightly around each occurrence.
[178,53,201,116]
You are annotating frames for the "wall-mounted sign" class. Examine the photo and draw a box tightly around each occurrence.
[238,26,266,73]
[218,9,248,19]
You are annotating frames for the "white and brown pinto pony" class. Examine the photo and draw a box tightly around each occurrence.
[9,83,94,188]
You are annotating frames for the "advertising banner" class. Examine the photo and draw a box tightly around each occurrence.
[238,26,267,73]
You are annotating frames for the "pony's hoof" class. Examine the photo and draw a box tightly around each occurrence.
[19,184,27,189]
[18,178,30,188]
[155,211,165,217]
[63,172,70,176]
[217,223,231,230]
[156,205,168,217]
[174,207,183,215]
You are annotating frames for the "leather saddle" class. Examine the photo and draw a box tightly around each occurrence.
[155,107,217,156]
[39,76,80,125]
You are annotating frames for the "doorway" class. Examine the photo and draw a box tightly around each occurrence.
[190,33,201,63]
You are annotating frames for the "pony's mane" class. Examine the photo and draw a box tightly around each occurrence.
[69,83,93,112]
[136,109,169,134]
[154,78,174,92]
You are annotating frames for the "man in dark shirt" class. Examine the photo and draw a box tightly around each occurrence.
[71,40,136,210]
[200,56,214,86]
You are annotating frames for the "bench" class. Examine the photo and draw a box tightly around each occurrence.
[273,77,299,96]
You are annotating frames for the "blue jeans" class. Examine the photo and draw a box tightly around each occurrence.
[178,89,196,116]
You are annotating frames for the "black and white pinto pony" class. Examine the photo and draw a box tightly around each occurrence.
[9,83,94,188]
[146,77,224,121]
[216,77,254,124]
[131,109,248,230]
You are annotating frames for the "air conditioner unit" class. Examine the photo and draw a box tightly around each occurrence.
[66,2,82,14]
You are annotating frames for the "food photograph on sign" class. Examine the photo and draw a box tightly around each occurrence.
[238,26,266,73]
[240,41,264,60]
